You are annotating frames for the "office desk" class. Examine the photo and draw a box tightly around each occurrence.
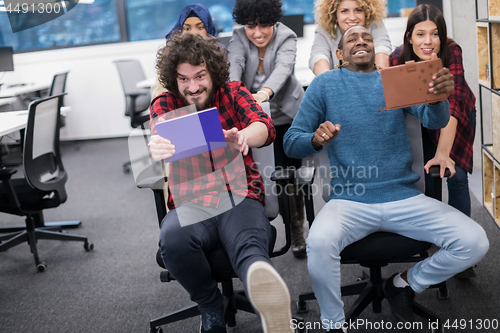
[0,107,71,137]
[0,82,50,98]
[0,110,28,137]
[0,82,51,111]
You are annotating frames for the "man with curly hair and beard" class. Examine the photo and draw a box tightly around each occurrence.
[148,33,294,333]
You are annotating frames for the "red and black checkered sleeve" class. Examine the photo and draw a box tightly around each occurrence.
[228,82,276,147]
[389,46,402,67]
[149,92,179,134]
[447,42,468,123]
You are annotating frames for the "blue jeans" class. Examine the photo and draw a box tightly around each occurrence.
[159,197,273,313]
[446,165,471,217]
[306,194,489,329]
[425,165,471,217]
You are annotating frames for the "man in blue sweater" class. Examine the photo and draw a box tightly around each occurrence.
[284,26,489,332]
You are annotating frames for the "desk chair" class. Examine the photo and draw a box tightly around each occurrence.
[3,72,70,167]
[137,102,305,333]
[113,59,151,174]
[296,113,448,332]
[0,94,93,272]
[48,72,69,128]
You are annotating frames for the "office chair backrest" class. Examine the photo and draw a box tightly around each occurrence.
[49,72,69,96]
[114,59,151,118]
[318,112,425,203]
[251,102,279,219]
[23,94,68,202]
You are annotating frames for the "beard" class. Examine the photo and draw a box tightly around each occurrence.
[179,86,214,111]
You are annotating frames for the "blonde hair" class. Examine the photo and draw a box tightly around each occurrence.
[315,0,387,38]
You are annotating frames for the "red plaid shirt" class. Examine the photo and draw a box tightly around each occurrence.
[150,81,275,210]
[390,39,476,173]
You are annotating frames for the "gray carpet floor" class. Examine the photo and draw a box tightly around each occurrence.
[0,138,498,333]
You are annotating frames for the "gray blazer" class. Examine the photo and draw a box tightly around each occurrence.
[228,23,304,120]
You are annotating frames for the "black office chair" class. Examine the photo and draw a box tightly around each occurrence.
[137,103,305,333]
[113,59,152,174]
[4,72,71,167]
[48,72,69,128]
[0,94,93,272]
[295,113,448,332]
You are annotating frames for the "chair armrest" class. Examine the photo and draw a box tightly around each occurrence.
[295,166,316,185]
[0,167,17,179]
[270,168,295,183]
[428,165,451,178]
[137,176,167,190]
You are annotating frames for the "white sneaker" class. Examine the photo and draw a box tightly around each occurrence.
[246,261,293,333]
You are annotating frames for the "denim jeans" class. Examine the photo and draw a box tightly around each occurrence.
[159,197,273,313]
[446,165,471,217]
[306,194,489,329]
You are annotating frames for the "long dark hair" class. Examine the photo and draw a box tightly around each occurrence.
[397,4,449,67]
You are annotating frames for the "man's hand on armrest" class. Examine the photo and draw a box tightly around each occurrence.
[148,134,175,161]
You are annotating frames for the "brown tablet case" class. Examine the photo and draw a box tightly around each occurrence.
[380,59,448,111]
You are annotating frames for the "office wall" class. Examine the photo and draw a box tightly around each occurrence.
[5,39,164,140]
[442,0,480,168]
[6,7,477,144]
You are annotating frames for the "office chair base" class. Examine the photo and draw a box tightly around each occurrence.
[297,269,443,331]
[0,220,82,233]
[0,228,93,271]
[150,288,306,332]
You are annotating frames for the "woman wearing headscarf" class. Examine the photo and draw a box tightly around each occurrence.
[151,4,218,98]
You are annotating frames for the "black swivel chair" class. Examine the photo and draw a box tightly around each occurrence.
[48,72,69,128]
[296,113,449,332]
[113,59,152,174]
[137,103,305,333]
[0,94,93,272]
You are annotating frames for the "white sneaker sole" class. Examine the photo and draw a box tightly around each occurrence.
[247,261,293,333]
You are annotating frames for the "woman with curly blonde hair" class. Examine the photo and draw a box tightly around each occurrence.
[310,0,391,75]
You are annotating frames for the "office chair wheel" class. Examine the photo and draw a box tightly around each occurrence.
[37,262,47,272]
[149,327,163,333]
[296,301,307,313]
[84,242,94,251]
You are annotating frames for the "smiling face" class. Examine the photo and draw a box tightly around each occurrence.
[182,16,208,36]
[336,26,375,72]
[176,62,213,110]
[336,0,366,34]
[409,20,441,61]
[245,22,274,49]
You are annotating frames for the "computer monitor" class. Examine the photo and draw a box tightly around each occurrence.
[0,46,14,72]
